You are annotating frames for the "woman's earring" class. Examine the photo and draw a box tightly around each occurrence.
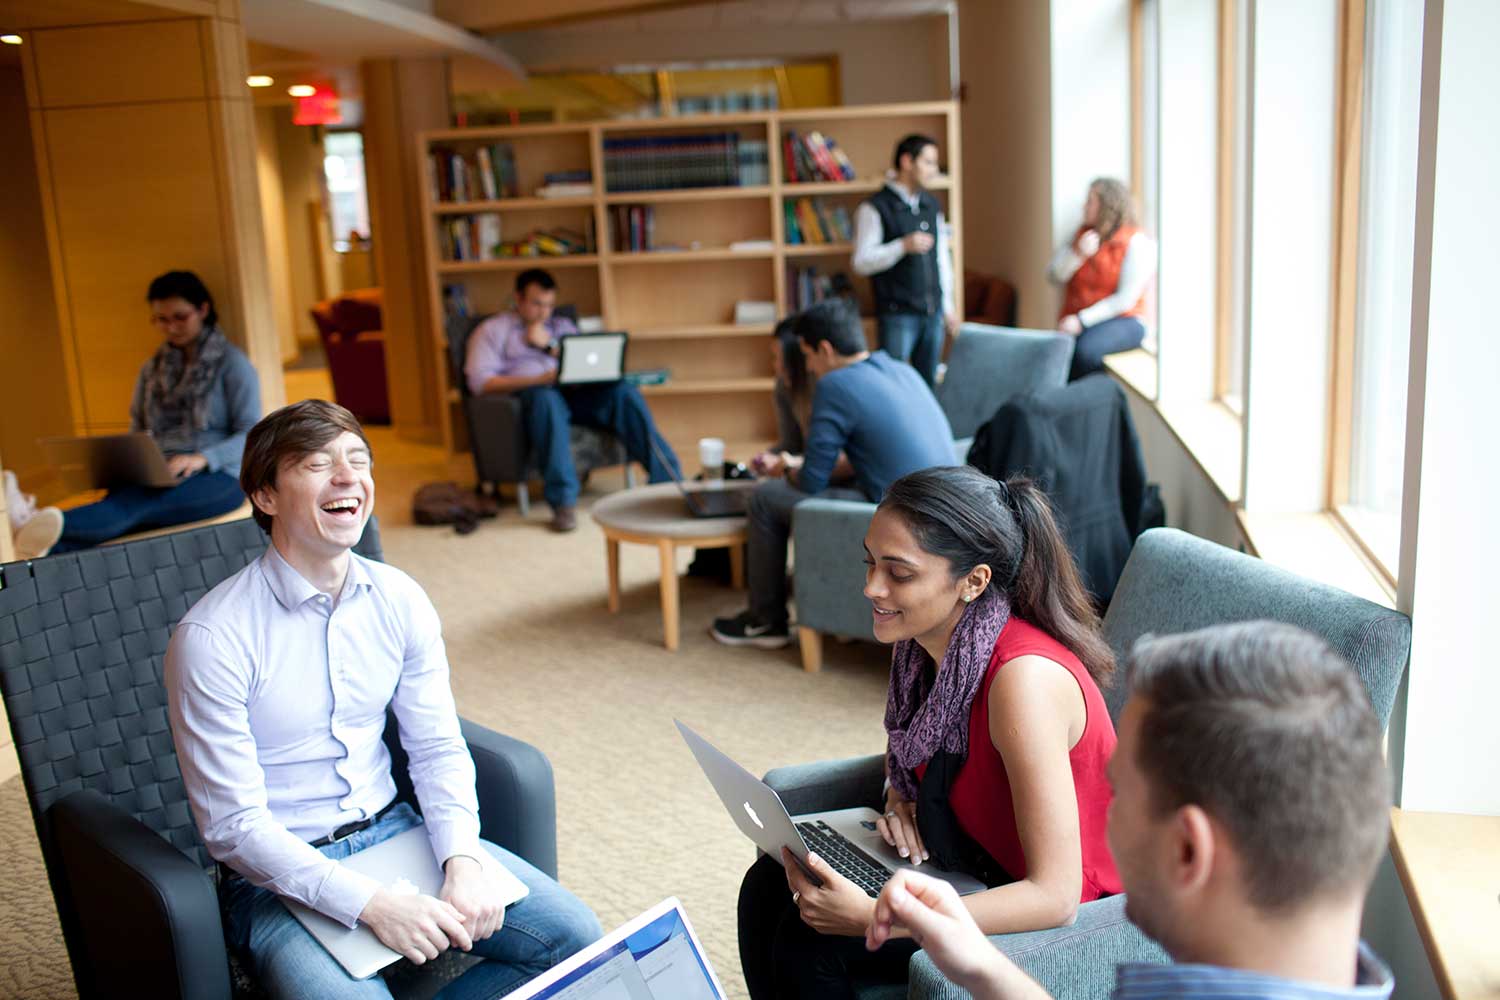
[963,594,974,603]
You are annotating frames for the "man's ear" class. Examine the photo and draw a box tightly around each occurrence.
[252,485,278,523]
[1170,804,1216,897]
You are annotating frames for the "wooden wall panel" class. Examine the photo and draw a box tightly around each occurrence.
[32,19,207,107]
[45,102,228,430]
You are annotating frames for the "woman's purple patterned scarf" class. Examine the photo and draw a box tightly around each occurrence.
[884,586,1011,802]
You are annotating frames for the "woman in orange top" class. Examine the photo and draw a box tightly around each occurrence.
[1048,177,1157,380]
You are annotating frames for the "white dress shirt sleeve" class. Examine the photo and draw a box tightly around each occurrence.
[389,586,485,871]
[166,623,383,928]
[851,202,906,276]
[1077,232,1158,328]
[937,211,955,318]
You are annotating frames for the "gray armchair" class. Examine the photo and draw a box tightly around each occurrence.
[767,527,1412,999]
[0,518,561,1000]
[447,308,635,516]
[794,324,1075,671]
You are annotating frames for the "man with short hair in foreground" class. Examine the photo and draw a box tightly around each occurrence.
[166,400,601,999]
[866,621,1395,1000]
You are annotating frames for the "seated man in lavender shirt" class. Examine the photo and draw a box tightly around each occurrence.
[463,267,681,532]
[165,400,601,1000]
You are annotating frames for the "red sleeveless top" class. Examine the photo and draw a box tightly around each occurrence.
[916,618,1122,901]
[1060,224,1147,322]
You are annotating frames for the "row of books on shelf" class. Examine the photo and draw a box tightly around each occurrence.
[610,204,656,253]
[430,144,520,202]
[604,134,770,192]
[438,214,595,261]
[787,266,856,312]
[784,197,854,245]
[782,130,857,184]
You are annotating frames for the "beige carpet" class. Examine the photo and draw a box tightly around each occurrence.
[0,427,893,999]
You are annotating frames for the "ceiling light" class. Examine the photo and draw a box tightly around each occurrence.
[287,84,316,98]
[246,75,274,88]
[1,34,22,45]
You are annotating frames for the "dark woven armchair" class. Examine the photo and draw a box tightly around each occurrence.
[0,518,559,999]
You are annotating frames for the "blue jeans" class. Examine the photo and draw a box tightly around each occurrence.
[52,470,245,552]
[220,804,602,1000]
[1070,315,1146,380]
[517,382,681,509]
[877,313,943,388]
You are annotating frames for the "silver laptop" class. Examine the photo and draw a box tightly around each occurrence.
[557,331,627,385]
[675,720,986,898]
[506,897,725,1000]
[281,826,530,980]
[39,432,180,490]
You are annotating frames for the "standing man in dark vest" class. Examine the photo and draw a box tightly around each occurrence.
[851,134,957,388]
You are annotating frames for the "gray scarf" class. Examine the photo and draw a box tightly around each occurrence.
[144,324,230,455]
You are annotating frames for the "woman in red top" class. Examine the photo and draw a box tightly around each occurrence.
[1047,176,1157,380]
[736,465,1121,999]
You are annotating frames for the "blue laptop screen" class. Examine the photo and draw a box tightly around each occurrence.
[525,906,722,1000]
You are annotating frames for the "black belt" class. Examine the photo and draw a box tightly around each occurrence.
[215,801,401,888]
[308,800,400,848]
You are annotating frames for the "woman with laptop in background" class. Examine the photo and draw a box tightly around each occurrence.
[38,270,259,554]
[736,465,1121,999]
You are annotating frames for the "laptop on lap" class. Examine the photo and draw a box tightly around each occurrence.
[675,720,986,899]
[281,825,530,979]
[556,332,628,385]
[39,432,180,490]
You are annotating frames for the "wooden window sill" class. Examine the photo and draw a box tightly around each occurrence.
[1388,809,1500,1000]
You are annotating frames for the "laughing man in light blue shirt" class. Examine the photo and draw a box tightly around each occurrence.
[165,399,600,1000]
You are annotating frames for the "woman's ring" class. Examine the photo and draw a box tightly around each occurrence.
[792,891,801,904]
[885,811,898,819]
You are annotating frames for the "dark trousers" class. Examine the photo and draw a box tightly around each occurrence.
[1070,315,1146,380]
[748,478,866,626]
[52,471,245,552]
[738,854,918,1000]
[878,312,944,388]
[517,381,681,509]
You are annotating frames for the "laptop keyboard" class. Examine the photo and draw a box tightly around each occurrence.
[795,820,892,897]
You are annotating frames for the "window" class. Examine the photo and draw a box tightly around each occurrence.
[322,131,369,251]
[1219,0,1249,414]
[1339,0,1423,576]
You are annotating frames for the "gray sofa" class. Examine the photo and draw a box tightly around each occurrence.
[766,527,1412,998]
[794,323,1075,671]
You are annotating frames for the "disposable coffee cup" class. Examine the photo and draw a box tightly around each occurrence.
[699,437,726,484]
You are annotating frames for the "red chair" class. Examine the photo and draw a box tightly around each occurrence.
[308,288,391,424]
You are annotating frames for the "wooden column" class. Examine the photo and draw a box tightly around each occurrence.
[362,57,451,442]
[19,2,284,437]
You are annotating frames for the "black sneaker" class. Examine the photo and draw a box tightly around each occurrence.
[710,610,792,649]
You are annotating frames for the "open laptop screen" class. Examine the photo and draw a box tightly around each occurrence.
[507,898,724,1000]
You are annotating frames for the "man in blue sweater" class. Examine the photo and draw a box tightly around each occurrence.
[712,297,955,648]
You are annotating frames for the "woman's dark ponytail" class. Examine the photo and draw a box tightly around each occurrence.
[879,466,1115,687]
[1003,477,1115,686]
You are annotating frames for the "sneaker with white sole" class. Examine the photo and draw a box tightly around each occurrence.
[4,470,38,529]
[14,506,63,560]
[710,610,792,649]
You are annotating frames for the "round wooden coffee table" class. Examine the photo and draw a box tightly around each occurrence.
[591,480,755,652]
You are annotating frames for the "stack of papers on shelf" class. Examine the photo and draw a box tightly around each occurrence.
[577,316,605,333]
[729,239,774,252]
[734,301,777,325]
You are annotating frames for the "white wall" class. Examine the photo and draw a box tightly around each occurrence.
[1394,0,1500,815]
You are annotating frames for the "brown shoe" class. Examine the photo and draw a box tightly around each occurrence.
[549,506,577,532]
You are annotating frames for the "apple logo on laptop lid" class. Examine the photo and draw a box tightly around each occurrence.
[743,802,764,829]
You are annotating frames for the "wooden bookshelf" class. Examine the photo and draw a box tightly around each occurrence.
[417,101,962,458]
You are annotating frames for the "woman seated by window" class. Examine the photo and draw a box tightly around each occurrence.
[46,270,260,553]
[1048,177,1157,380]
[737,465,1121,999]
